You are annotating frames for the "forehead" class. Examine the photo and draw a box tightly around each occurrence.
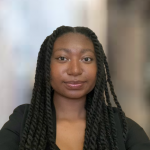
[53,33,94,53]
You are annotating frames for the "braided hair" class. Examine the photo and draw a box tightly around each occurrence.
[19,26,128,150]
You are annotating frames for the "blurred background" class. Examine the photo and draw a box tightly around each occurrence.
[0,0,150,138]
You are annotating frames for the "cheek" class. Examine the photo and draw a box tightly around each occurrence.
[91,72,97,85]
[86,65,97,79]
[50,64,65,81]
[83,66,97,90]
[50,69,59,81]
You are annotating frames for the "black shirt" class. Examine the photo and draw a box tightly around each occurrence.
[0,101,150,150]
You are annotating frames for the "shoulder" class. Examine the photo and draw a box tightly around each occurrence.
[112,107,150,149]
[10,104,30,116]
[7,104,30,126]
[1,104,30,134]
[125,117,150,149]
[0,104,30,149]
[112,107,149,137]
[112,107,145,131]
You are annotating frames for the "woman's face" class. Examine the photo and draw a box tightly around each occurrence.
[50,32,97,99]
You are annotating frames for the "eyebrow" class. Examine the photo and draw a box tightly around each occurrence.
[54,48,95,54]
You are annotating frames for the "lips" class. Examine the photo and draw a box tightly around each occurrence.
[64,81,86,89]
[64,81,85,84]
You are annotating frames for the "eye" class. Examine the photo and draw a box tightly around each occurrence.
[57,57,67,61]
[83,57,93,62]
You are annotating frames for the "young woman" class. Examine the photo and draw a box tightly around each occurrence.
[0,26,150,150]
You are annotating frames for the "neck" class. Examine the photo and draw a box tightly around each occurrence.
[53,92,86,121]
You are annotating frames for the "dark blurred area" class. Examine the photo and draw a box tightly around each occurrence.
[107,0,150,137]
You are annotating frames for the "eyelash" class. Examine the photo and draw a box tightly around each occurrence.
[56,57,93,62]
[57,57,67,61]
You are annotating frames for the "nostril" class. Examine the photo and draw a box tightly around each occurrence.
[67,65,82,76]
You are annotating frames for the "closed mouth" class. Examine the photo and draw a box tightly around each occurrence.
[64,81,86,89]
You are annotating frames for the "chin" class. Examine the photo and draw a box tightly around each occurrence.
[63,92,87,99]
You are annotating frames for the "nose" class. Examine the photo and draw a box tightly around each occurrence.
[67,58,82,76]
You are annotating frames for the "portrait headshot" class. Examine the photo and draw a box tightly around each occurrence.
[0,1,150,150]
[0,25,150,150]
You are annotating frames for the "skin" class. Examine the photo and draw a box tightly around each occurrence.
[50,32,97,121]
[50,33,97,150]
